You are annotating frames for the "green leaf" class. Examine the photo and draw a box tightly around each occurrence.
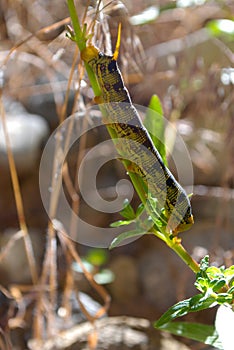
[206,266,222,276]
[155,294,217,328]
[217,293,233,304]
[119,198,136,220]
[156,322,223,349]
[189,294,217,312]
[154,256,234,348]
[145,194,168,229]
[110,219,135,227]
[195,277,209,292]
[109,228,148,249]
[195,257,234,296]
[155,299,192,328]
[211,279,226,293]
[144,95,167,166]
[148,94,164,116]
[224,265,234,278]
[199,255,210,272]
[135,203,145,217]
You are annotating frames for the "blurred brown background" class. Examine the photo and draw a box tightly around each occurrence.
[0,0,234,349]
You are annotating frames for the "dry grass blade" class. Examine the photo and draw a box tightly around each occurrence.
[62,162,81,241]
[0,99,38,285]
[56,222,111,319]
[0,230,24,262]
[47,222,58,334]
[1,17,71,67]
[32,221,58,339]
[47,48,85,224]
[0,329,12,350]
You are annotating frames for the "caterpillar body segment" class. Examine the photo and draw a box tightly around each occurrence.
[81,33,194,234]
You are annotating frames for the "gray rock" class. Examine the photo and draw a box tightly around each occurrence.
[0,99,49,174]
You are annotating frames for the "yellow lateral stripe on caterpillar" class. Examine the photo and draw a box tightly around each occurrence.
[81,27,194,234]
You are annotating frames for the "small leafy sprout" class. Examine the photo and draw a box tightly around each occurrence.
[110,199,137,228]
[109,199,155,249]
[72,248,114,285]
[195,256,234,305]
[154,256,234,348]
[109,196,171,249]
[66,23,91,44]
[119,198,136,220]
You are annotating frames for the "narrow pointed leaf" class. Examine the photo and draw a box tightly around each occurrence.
[109,229,147,249]
[156,321,223,349]
[144,95,167,165]
[155,294,217,328]
[119,199,136,220]
[110,219,134,227]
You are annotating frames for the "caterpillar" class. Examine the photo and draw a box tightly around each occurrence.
[81,25,194,234]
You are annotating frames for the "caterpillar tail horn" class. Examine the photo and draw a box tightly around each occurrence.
[113,23,122,61]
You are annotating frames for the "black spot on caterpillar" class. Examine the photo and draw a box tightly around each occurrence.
[81,25,194,234]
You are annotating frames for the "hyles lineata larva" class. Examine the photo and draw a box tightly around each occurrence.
[81,25,194,234]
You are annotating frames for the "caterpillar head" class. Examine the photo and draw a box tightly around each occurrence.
[81,45,99,65]
[81,23,121,66]
[168,209,194,234]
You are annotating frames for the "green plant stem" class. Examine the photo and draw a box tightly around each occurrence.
[67,0,200,275]
[68,0,100,95]
[166,239,200,273]
[67,0,83,48]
